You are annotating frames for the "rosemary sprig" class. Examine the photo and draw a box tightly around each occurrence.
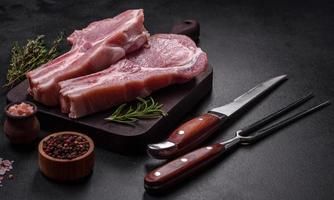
[4,34,64,88]
[105,97,167,125]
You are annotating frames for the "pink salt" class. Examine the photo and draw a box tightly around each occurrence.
[7,102,34,116]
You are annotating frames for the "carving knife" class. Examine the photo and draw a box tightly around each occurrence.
[147,75,287,159]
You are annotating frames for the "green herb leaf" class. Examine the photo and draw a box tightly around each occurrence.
[4,33,64,88]
[105,97,167,125]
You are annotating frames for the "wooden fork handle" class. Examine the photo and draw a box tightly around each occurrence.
[145,143,225,191]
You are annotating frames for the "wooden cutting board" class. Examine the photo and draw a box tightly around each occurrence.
[6,66,212,154]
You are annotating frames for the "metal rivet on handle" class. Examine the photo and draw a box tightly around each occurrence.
[154,171,161,176]
[178,130,185,135]
[180,158,188,162]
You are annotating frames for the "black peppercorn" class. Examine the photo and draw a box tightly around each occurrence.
[42,134,90,160]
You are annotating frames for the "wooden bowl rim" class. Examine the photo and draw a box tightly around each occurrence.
[5,101,38,119]
[38,131,94,163]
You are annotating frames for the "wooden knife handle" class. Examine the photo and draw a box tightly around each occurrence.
[153,113,225,159]
[145,143,225,191]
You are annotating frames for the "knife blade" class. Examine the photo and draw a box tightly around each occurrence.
[147,75,287,159]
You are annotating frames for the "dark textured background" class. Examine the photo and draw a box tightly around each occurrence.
[1,0,333,199]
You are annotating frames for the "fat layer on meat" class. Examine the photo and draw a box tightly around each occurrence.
[59,34,208,118]
[26,9,149,106]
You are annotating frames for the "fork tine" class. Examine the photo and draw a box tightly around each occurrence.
[248,101,331,142]
[238,92,314,136]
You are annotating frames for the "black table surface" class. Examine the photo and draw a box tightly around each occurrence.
[1,0,333,199]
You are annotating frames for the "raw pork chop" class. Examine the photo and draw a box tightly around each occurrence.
[59,34,208,118]
[26,9,148,106]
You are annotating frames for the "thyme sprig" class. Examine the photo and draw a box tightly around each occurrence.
[4,34,64,88]
[105,97,167,125]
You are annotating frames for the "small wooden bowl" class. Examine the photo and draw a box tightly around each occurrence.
[38,131,95,182]
[4,101,40,144]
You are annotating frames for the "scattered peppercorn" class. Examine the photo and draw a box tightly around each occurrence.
[43,134,90,160]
